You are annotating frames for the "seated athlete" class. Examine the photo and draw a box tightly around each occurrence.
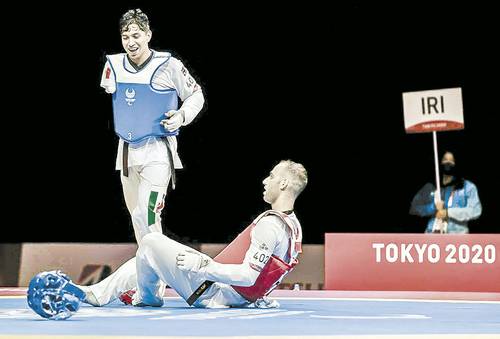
[131,159,307,308]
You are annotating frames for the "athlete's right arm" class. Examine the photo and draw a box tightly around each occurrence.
[177,249,261,286]
[200,218,283,286]
[100,61,116,94]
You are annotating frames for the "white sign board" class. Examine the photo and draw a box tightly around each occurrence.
[402,87,464,133]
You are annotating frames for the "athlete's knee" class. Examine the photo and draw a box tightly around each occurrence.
[140,233,165,251]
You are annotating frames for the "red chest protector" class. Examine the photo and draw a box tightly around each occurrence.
[213,210,302,302]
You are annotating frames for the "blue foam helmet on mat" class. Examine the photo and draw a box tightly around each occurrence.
[27,270,85,320]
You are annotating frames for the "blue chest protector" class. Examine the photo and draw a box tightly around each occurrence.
[112,83,178,143]
[108,53,179,144]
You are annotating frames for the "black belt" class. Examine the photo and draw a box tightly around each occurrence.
[186,280,214,306]
[122,142,129,177]
[122,138,176,190]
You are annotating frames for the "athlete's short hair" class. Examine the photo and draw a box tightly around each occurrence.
[120,8,150,33]
[280,160,308,196]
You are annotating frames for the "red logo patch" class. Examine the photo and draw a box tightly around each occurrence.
[155,200,165,213]
[105,68,111,79]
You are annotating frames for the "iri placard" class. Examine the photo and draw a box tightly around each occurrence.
[403,88,464,133]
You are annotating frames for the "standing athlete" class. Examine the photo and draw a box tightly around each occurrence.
[101,8,205,243]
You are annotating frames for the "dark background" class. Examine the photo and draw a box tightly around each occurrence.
[5,3,498,244]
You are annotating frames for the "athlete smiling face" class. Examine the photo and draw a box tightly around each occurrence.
[121,23,152,66]
[119,9,152,66]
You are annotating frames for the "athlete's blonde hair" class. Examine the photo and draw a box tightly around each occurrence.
[280,160,308,196]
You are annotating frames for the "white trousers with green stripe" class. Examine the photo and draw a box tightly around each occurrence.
[83,162,171,306]
[121,162,171,243]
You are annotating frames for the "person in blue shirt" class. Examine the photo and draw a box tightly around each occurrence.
[410,151,482,233]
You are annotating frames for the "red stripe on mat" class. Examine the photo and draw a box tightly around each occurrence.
[269,289,500,301]
[0,288,26,296]
[2,287,499,301]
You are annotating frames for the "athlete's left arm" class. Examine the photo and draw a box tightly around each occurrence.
[168,58,205,126]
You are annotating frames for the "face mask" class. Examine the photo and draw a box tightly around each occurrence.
[441,163,455,175]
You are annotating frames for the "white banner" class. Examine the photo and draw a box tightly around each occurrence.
[403,87,464,133]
